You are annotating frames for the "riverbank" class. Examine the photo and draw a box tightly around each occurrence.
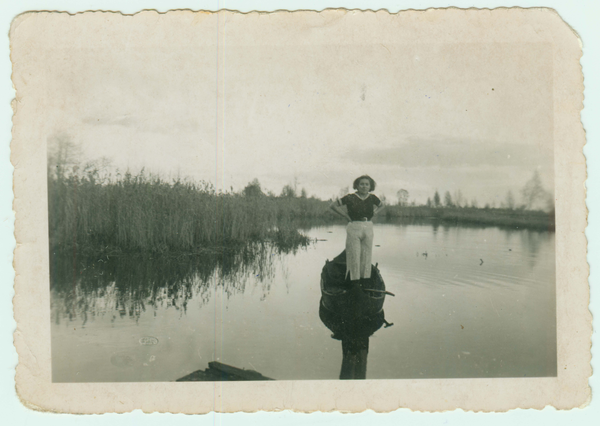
[48,171,554,256]
[48,172,331,255]
[384,205,554,231]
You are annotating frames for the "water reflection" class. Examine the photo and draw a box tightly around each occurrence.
[50,241,303,325]
[50,221,556,382]
[432,222,439,238]
[318,251,394,379]
[520,229,551,267]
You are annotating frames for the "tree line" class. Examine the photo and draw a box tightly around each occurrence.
[395,171,553,212]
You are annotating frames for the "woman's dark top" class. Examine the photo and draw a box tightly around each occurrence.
[338,193,382,221]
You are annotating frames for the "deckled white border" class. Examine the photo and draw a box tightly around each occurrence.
[1,2,593,417]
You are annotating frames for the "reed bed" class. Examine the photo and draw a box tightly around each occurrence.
[48,171,333,255]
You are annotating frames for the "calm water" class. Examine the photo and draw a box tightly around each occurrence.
[50,222,556,382]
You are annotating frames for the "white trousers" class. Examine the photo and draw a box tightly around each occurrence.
[345,221,374,280]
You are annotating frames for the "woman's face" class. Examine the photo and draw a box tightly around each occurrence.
[357,179,371,194]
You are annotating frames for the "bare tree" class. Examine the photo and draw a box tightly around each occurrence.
[396,189,409,206]
[444,191,454,207]
[521,170,548,210]
[452,189,464,208]
[505,190,516,210]
[47,133,82,180]
[243,178,264,197]
[281,184,296,198]
[433,191,441,208]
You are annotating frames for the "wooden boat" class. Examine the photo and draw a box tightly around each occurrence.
[177,361,274,381]
[319,251,394,380]
[320,250,394,318]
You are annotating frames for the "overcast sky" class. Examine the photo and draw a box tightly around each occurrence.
[45,39,554,205]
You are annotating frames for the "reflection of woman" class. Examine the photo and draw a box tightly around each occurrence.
[329,175,385,283]
[319,303,386,380]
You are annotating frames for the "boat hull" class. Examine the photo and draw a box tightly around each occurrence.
[319,250,387,318]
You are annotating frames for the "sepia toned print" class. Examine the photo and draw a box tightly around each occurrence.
[12,9,589,412]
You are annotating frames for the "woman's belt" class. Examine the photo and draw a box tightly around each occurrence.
[351,217,371,222]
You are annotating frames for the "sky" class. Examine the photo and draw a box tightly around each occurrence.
[44,31,554,206]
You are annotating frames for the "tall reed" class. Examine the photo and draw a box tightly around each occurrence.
[48,170,334,254]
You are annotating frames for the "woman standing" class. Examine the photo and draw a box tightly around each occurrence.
[329,175,385,283]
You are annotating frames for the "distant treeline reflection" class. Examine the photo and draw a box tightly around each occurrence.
[51,242,288,324]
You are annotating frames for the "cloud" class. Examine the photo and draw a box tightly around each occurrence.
[82,114,200,135]
[344,137,553,170]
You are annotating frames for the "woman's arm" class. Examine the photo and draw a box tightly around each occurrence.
[330,200,351,222]
[373,200,386,217]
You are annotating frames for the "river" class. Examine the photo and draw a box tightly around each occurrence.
[50,221,556,382]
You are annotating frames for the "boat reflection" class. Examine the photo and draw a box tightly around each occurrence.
[319,251,394,380]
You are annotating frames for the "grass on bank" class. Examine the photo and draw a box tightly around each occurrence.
[48,169,555,256]
[48,171,333,255]
[384,205,554,231]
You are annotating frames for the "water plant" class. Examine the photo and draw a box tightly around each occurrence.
[48,169,333,255]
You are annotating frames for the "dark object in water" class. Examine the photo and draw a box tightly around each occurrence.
[320,250,393,318]
[319,303,386,345]
[319,303,384,380]
[319,251,394,380]
[176,361,274,381]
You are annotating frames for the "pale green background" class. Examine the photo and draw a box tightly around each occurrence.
[1,0,597,424]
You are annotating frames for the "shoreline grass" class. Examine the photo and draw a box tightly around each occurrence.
[383,205,554,232]
[48,171,331,256]
[48,170,555,257]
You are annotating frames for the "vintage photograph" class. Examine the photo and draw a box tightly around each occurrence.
[11,9,589,412]
[45,18,555,383]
